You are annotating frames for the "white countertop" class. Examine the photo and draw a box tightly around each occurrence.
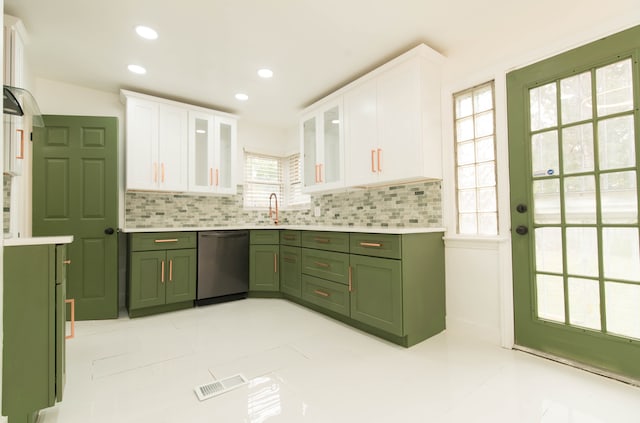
[4,236,74,247]
[121,225,445,235]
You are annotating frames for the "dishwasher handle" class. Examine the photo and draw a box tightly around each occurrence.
[200,232,248,239]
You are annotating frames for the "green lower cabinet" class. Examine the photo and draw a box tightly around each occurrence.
[249,244,280,291]
[349,254,403,336]
[130,251,166,309]
[165,249,197,304]
[301,274,350,317]
[280,245,301,298]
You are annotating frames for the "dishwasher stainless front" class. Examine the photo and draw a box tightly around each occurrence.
[196,230,249,306]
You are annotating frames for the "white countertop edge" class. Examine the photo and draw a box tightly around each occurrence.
[121,226,446,235]
[4,236,74,247]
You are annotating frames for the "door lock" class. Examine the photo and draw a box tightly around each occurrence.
[516,204,528,213]
[515,225,528,235]
[104,227,115,235]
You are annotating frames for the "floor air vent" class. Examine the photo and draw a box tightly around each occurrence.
[194,374,248,401]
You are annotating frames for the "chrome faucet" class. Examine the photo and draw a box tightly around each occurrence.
[268,193,279,225]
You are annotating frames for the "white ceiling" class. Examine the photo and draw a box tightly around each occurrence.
[5,0,640,128]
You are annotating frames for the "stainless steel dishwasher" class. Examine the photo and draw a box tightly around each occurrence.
[196,230,249,306]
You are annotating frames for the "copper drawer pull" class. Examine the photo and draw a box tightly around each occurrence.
[161,163,165,183]
[63,260,72,265]
[209,168,213,186]
[153,162,158,182]
[16,129,24,159]
[274,253,278,273]
[313,290,330,297]
[377,148,382,172]
[65,299,75,340]
[161,260,165,283]
[216,168,219,186]
[154,239,179,243]
[283,235,296,240]
[371,149,376,172]
[283,257,296,263]
[314,261,330,268]
[314,238,330,244]
[348,266,352,292]
[169,259,173,281]
[318,164,323,183]
[359,242,382,248]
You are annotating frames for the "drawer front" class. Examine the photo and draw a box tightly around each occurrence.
[280,230,301,247]
[250,230,280,245]
[301,274,350,317]
[350,233,401,259]
[301,248,349,284]
[301,231,349,253]
[130,232,196,251]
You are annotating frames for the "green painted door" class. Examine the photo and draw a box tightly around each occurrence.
[129,251,166,309]
[280,245,301,298]
[249,245,279,291]
[33,115,119,320]
[350,254,403,336]
[165,249,197,304]
[507,25,640,379]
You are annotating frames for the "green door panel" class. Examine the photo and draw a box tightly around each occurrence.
[280,245,302,298]
[249,245,279,291]
[300,248,349,284]
[350,254,403,336]
[165,249,197,304]
[33,115,119,320]
[129,251,165,309]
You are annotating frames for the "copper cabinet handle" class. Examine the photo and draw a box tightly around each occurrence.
[348,266,352,292]
[153,162,158,182]
[63,260,72,264]
[274,253,278,273]
[315,164,320,183]
[314,237,330,244]
[319,164,323,183]
[314,261,330,268]
[313,290,330,297]
[216,168,219,186]
[161,260,165,283]
[161,163,165,182]
[377,148,382,172]
[169,259,173,282]
[283,257,296,263]
[65,299,75,340]
[359,242,382,248]
[283,235,296,240]
[154,239,178,243]
[16,129,24,159]
[209,168,213,186]
[371,150,376,172]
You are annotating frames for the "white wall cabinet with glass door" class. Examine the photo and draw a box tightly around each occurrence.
[344,44,444,187]
[300,98,344,193]
[4,14,27,176]
[188,112,237,195]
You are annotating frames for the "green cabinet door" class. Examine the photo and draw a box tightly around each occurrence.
[165,249,196,304]
[249,245,280,291]
[55,245,67,403]
[280,245,301,298]
[350,254,403,336]
[129,251,166,309]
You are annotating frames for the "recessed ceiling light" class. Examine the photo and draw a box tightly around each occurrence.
[332,119,340,124]
[235,93,249,101]
[196,129,206,134]
[128,64,147,75]
[135,25,158,40]
[257,68,273,78]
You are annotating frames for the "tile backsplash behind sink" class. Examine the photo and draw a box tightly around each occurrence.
[124,181,442,229]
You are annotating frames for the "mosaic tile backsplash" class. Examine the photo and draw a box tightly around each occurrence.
[125,181,442,229]
[4,175,11,234]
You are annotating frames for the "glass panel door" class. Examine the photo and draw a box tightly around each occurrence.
[218,121,232,190]
[323,105,341,184]
[302,115,318,189]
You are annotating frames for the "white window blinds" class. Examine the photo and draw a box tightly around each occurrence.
[287,154,310,207]
[244,152,284,208]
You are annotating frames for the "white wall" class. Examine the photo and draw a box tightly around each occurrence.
[440,12,640,346]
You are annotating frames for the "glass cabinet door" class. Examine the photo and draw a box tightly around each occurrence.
[323,105,341,184]
[302,115,318,188]
[216,118,235,191]
[189,113,213,192]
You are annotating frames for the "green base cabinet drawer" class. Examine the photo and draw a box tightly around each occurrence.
[301,231,349,252]
[301,248,349,284]
[350,254,403,336]
[280,246,301,298]
[350,233,401,259]
[130,232,196,251]
[301,274,350,317]
[250,230,280,245]
[280,230,301,246]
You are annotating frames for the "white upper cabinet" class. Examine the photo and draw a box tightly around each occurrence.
[123,90,237,194]
[188,112,237,195]
[4,15,27,176]
[300,98,344,193]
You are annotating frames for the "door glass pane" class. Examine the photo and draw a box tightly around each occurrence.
[600,171,637,224]
[562,123,594,174]
[475,111,494,138]
[476,162,495,187]
[303,117,317,188]
[323,106,341,183]
[598,115,636,171]
[476,136,495,162]
[474,85,493,113]
[568,277,601,330]
[457,165,476,189]
[605,281,640,340]
[533,179,561,224]
[478,213,497,235]
[456,116,474,141]
[459,213,477,234]
[566,227,598,277]
[457,141,475,165]
[458,189,476,213]
[560,71,592,124]
[477,187,496,212]
[455,93,473,118]
[530,82,558,131]
[531,130,559,177]
[218,123,232,189]
[194,118,209,187]
[602,228,640,282]
[564,175,596,224]
[535,227,563,273]
[596,59,633,117]
[536,274,565,323]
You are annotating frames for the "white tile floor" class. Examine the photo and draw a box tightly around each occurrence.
[39,298,640,423]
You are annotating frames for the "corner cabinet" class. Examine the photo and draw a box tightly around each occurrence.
[122,90,238,195]
[300,98,345,193]
[249,230,280,293]
[187,112,237,194]
[127,232,197,317]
